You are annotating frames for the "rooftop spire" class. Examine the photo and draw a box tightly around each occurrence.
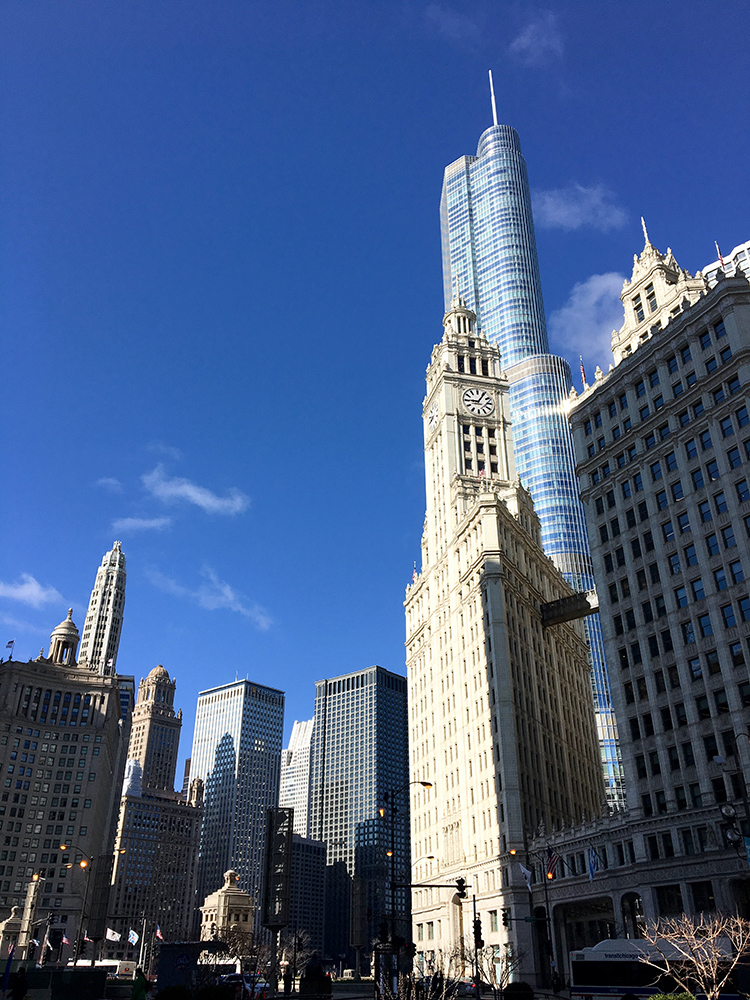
[488,69,498,127]
[641,216,650,246]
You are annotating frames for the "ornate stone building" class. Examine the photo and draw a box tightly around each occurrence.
[405,297,604,983]
[106,665,203,964]
[526,231,750,983]
[0,604,130,959]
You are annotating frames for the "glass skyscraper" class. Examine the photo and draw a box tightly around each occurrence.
[189,680,285,922]
[441,119,623,806]
[309,666,409,966]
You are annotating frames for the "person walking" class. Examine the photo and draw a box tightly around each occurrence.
[131,967,148,1000]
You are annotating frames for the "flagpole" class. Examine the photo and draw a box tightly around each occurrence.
[137,913,147,970]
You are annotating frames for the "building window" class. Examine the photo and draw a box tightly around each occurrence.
[690,881,716,913]
[655,884,683,916]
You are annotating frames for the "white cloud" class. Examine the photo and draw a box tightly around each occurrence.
[533,184,627,232]
[142,465,249,516]
[112,516,171,533]
[424,4,481,46]
[548,273,626,371]
[96,477,123,492]
[146,442,183,461]
[147,566,272,631]
[509,12,563,67]
[0,574,64,609]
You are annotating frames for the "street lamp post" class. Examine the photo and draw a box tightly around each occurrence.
[59,844,92,964]
[378,780,432,993]
[59,842,125,966]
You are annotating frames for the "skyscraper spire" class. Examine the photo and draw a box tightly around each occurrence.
[488,69,498,127]
[78,541,126,674]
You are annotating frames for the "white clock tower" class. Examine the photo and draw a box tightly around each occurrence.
[405,297,603,984]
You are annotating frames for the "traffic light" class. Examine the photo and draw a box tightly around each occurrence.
[473,918,484,950]
[501,910,509,928]
[455,877,467,898]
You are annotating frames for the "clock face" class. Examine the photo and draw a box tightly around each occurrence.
[462,387,494,416]
[428,401,439,431]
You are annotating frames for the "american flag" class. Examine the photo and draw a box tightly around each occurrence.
[546,846,560,879]
[155,926,164,942]
[62,935,71,946]
[715,241,725,269]
[579,357,587,387]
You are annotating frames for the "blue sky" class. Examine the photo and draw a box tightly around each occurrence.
[2,1,749,777]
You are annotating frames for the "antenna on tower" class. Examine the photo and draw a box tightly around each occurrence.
[488,70,498,127]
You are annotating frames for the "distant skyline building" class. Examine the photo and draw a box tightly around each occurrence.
[189,680,284,925]
[107,665,203,964]
[439,84,623,805]
[279,718,313,838]
[78,541,127,675]
[309,665,409,967]
[0,606,130,960]
[289,834,326,957]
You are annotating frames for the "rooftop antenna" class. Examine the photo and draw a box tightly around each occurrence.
[488,70,498,127]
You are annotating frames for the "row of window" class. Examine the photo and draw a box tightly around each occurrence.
[583,320,727,435]
[605,506,750,579]
[629,679,750,743]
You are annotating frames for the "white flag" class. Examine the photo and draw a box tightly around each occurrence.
[518,863,533,893]
[106,928,121,942]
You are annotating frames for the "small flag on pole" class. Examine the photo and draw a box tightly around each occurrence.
[5,641,14,649]
[105,928,121,942]
[579,357,587,388]
[62,935,71,946]
[546,846,559,879]
[84,932,93,943]
[715,241,726,269]
[128,929,139,945]
[518,863,533,893]
[588,846,598,881]
[2,942,15,993]
[155,925,164,942]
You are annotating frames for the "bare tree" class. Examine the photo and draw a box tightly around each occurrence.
[639,914,750,1000]
[476,941,525,996]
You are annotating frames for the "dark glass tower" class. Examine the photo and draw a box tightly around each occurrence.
[441,113,623,806]
[309,666,409,967]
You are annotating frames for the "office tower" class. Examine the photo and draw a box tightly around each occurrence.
[0,608,129,958]
[190,681,284,924]
[127,666,182,791]
[405,297,603,976]
[440,98,622,805]
[308,665,409,967]
[549,237,750,919]
[78,541,127,675]
[280,719,313,838]
[288,835,326,957]
[106,665,202,962]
